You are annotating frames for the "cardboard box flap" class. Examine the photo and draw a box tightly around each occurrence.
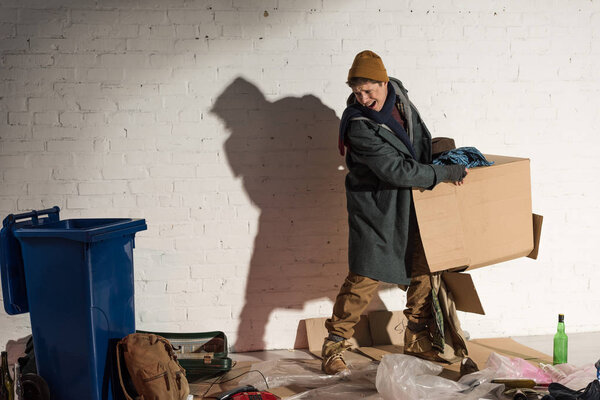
[442,272,485,315]
[354,345,403,361]
[414,155,533,273]
[527,213,543,260]
[469,337,552,364]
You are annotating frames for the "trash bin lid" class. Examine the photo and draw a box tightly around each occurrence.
[1,208,147,316]
[1,207,61,315]
[13,218,147,243]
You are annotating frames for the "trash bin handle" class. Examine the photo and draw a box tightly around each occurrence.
[2,206,60,228]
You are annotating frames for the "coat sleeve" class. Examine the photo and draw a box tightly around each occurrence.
[346,120,449,189]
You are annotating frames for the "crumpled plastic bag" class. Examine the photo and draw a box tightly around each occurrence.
[286,381,381,400]
[486,352,553,385]
[486,352,598,390]
[375,354,505,400]
[540,362,598,390]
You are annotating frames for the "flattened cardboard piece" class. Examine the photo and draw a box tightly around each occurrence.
[354,345,403,361]
[469,337,552,364]
[305,317,329,357]
[527,213,543,260]
[413,155,534,273]
[305,316,372,359]
[367,310,407,345]
[442,272,485,315]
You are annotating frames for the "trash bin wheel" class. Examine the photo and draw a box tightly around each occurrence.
[21,373,50,400]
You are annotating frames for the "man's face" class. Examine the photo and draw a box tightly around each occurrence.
[351,81,388,112]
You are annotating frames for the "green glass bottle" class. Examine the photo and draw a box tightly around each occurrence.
[0,353,6,400]
[0,351,13,400]
[553,313,568,365]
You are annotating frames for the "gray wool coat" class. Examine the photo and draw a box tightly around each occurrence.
[344,78,450,285]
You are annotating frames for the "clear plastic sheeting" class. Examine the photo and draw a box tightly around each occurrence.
[376,354,506,400]
[540,362,598,390]
[235,353,597,399]
[238,358,379,396]
[286,381,382,400]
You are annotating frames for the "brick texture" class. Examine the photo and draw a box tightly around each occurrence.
[1,0,600,352]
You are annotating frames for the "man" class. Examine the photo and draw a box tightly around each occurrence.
[322,50,469,375]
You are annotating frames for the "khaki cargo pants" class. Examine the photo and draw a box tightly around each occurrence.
[325,232,431,346]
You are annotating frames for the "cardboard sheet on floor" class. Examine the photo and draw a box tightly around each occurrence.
[304,310,551,381]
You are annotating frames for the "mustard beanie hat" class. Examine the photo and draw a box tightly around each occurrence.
[347,50,389,83]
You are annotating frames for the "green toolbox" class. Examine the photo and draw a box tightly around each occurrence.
[137,330,233,378]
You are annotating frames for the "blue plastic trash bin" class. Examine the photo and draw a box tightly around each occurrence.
[0,207,146,400]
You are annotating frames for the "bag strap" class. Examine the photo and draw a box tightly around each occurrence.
[115,341,137,400]
[350,116,395,134]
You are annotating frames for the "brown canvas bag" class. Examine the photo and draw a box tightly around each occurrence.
[116,333,190,400]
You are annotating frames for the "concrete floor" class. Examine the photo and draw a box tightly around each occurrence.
[512,331,600,367]
[231,331,600,367]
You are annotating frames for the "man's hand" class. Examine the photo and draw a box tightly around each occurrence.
[454,167,469,186]
[445,164,468,185]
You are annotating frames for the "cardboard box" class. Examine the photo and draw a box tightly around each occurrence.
[413,154,540,273]
[411,154,543,315]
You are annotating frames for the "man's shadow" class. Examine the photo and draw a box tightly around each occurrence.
[211,77,387,352]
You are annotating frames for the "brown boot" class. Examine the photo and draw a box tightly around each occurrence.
[321,339,351,375]
[403,326,446,363]
[459,357,479,376]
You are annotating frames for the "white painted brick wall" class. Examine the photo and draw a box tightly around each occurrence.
[1,0,600,353]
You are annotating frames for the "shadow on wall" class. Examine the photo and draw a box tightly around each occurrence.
[211,77,387,352]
